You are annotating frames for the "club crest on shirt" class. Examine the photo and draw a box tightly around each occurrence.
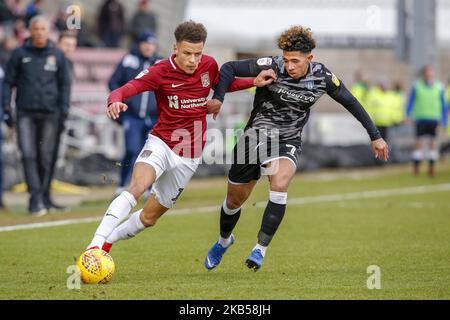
[201,72,210,87]
[140,150,153,158]
[44,55,57,72]
[305,80,314,90]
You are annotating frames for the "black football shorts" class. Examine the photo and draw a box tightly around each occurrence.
[416,122,438,137]
[228,128,300,184]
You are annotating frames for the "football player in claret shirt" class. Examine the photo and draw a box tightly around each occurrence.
[204,26,389,271]
[84,21,268,253]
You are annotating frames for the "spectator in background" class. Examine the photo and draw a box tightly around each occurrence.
[446,77,450,137]
[24,0,42,27]
[389,82,405,127]
[53,6,69,32]
[14,18,28,43]
[40,30,77,211]
[55,4,95,48]
[0,0,17,25]
[130,0,158,44]
[0,27,7,64]
[446,77,450,106]
[108,31,162,196]
[2,16,71,216]
[57,30,76,75]
[365,78,393,142]
[406,65,447,177]
[0,63,5,210]
[0,1,21,59]
[98,0,125,48]
[350,70,369,113]
[7,0,26,18]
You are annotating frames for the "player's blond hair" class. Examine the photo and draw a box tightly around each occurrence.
[278,26,316,53]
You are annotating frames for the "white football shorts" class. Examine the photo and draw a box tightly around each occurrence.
[135,134,200,208]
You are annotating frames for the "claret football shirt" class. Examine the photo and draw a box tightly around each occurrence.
[109,54,254,158]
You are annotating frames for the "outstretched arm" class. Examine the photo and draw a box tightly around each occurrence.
[325,69,389,161]
[212,57,276,102]
[226,77,254,93]
[207,68,277,120]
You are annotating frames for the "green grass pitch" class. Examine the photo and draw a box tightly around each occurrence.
[1,162,449,299]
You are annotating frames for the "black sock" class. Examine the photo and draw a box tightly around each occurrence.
[220,205,241,239]
[257,200,286,247]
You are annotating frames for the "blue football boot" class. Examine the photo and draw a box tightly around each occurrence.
[245,248,264,271]
[204,234,235,270]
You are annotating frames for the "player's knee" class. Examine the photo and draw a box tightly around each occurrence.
[127,182,147,199]
[140,210,158,227]
[226,194,245,209]
[270,179,290,192]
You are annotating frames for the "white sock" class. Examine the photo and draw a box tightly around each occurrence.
[222,199,241,215]
[87,191,137,248]
[218,235,233,247]
[88,235,106,249]
[428,150,439,161]
[106,210,146,244]
[253,243,267,257]
[269,190,287,205]
[412,149,424,161]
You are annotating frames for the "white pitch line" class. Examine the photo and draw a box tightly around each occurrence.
[0,217,101,232]
[1,183,450,233]
[254,183,450,207]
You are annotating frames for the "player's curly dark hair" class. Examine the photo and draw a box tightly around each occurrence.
[278,26,316,53]
[174,20,207,43]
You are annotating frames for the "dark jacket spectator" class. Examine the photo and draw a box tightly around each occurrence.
[2,16,71,215]
[130,0,157,43]
[42,30,78,211]
[2,37,71,116]
[98,0,125,48]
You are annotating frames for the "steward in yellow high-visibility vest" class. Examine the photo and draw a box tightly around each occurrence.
[389,83,405,126]
[366,84,393,141]
[351,81,369,114]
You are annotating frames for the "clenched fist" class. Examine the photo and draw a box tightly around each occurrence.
[107,102,128,120]
[253,69,277,87]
